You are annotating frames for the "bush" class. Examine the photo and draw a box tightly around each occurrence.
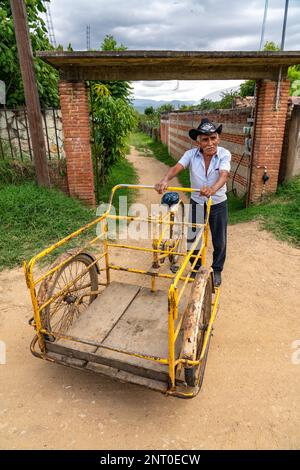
[0,159,35,186]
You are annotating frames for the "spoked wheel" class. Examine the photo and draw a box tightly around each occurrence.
[183,270,213,388]
[38,250,99,338]
[168,200,185,266]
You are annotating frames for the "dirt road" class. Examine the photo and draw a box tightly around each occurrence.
[0,147,299,450]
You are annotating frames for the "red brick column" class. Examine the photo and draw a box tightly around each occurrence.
[59,80,95,206]
[249,79,290,203]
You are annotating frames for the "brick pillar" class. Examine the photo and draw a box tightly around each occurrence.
[59,80,96,206]
[249,79,290,203]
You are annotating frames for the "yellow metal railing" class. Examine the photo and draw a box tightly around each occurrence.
[24,184,215,388]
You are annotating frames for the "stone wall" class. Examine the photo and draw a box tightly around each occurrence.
[0,108,64,160]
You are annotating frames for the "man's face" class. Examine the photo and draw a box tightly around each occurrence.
[197,132,220,157]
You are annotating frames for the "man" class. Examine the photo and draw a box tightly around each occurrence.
[155,117,231,287]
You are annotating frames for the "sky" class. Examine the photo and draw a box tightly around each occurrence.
[46,0,300,102]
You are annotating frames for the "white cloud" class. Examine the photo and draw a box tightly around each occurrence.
[46,0,300,100]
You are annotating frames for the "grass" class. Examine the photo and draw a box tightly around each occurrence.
[0,155,139,270]
[129,131,190,188]
[130,131,300,247]
[97,155,138,209]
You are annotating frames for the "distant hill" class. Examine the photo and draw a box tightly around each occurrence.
[202,85,241,102]
[133,99,196,113]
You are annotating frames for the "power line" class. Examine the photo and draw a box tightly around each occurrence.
[43,1,56,48]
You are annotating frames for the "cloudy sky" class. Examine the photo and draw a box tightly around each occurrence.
[46,0,300,101]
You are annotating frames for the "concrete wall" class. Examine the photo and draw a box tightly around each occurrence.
[280,104,300,182]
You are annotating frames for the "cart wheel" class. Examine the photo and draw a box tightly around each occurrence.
[184,272,213,388]
[38,250,99,337]
[168,200,185,265]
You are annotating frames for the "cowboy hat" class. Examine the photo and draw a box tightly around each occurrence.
[189,118,222,141]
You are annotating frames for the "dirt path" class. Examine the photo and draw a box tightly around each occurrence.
[0,146,299,450]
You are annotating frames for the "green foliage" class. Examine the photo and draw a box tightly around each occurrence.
[264,41,280,51]
[0,182,94,270]
[288,64,300,96]
[157,103,175,113]
[197,99,214,110]
[92,96,137,189]
[189,90,239,111]
[101,34,126,51]
[0,159,35,186]
[239,80,255,97]
[228,176,300,246]
[144,106,155,116]
[89,35,137,200]
[129,132,190,189]
[0,154,139,269]
[218,90,239,109]
[0,0,60,107]
[97,35,133,103]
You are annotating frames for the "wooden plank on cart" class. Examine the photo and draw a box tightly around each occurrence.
[46,282,141,354]
[86,362,167,393]
[44,340,169,382]
[93,286,184,377]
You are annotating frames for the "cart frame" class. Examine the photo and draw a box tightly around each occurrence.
[24,184,220,398]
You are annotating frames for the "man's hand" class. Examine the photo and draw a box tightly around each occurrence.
[155,179,168,194]
[200,186,215,197]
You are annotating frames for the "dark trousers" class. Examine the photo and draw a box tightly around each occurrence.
[188,198,228,273]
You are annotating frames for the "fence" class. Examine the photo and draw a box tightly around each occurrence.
[0,106,64,161]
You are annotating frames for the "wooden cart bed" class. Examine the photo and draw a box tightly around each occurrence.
[45,281,187,393]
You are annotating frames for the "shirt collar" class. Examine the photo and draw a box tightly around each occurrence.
[197,148,219,159]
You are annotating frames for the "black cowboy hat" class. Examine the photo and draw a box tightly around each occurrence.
[189,118,222,141]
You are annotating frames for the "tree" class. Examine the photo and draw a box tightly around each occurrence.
[0,0,59,107]
[89,35,137,195]
[97,35,133,103]
[144,106,155,116]
[157,103,175,113]
[239,80,255,97]
[264,41,280,51]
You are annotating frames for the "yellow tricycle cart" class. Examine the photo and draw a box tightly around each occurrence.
[24,184,220,399]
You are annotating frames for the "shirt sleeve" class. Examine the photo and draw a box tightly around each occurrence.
[219,150,231,172]
[178,150,192,169]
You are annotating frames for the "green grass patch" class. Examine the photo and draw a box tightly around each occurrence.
[129,131,190,188]
[0,159,35,187]
[0,156,139,270]
[97,155,138,209]
[130,131,300,247]
[228,178,300,246]
[0,182,94,270]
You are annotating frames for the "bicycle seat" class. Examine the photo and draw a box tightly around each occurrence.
[161,192,180,207]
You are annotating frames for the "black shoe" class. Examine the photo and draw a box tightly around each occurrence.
[213,271,222,287]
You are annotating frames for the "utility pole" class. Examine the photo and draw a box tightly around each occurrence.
[10,0,50,186]
[281,0,289,50]
[259,0,268,50]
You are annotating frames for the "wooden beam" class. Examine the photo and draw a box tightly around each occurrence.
[10,0,50,186]
[59,65,288,81]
